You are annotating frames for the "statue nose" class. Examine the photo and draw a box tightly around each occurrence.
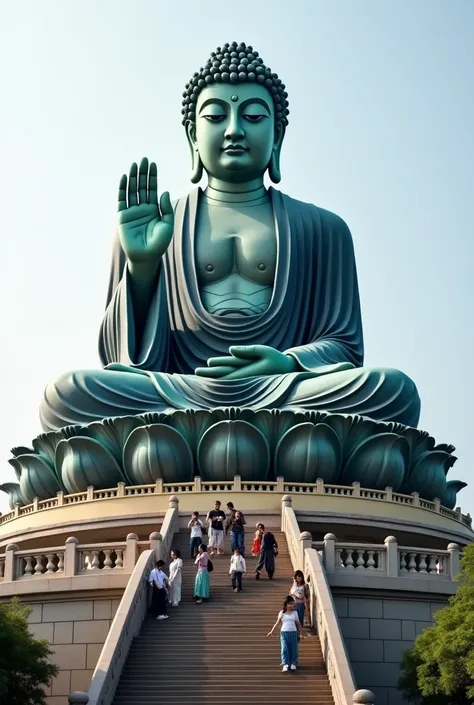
[224,117,244,140]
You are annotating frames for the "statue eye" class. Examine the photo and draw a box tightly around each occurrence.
[243,114,267,123]
[203,114,226,123]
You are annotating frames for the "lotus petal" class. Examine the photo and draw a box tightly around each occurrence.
[167,409,217,449]
[402,450,455,501]
[434,443,456,455]
[123,424,194,484]
[9,455,62,503]
[86,416,144,470]
[442,480,467,510]
[10,446,33,457]
[56,437,126,493]
[139,412,169,425]
[252,409,306,456]
[302,410,327,425]
[32,433,58,466]
[342,433,409,491]
[324,415,380,461]
[0,482,25,509]
[198,421,269,481]
[275,423,342,483]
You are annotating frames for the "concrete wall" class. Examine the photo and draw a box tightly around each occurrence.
[27,596,121,705]
[334,594,448,705]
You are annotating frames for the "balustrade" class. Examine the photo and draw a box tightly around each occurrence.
[1,476,470,528]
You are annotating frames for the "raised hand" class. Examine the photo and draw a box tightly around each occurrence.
[195,345,298,380]
[118,157,174,265]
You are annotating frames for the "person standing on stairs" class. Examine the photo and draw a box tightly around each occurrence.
[290,570,310,637]
[149,560,169,620]
[267,595,302,672]
[229,547,247,592]
[168,548,183,607]
[193,543,211,604]
[206,500,226,556]
[188,511,205,559]
[251,523,265,557]
[225,503,246,555]
[255,526,278,579]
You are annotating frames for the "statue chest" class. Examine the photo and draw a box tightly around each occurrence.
[194,201,277,286]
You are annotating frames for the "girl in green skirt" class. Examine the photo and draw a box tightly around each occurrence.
[194,544,210,603]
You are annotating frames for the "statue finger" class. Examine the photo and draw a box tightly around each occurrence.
[138,157,148,205]
[118,174,127,211]
[195,366,236,378]
[207,356,247,368]
[228,345,261,360]
[128,162,138,206]
[222,362,264,380]
[160,191,174,224]
[149,162,158,204]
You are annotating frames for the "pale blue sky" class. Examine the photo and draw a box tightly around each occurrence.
[0,1,472,513]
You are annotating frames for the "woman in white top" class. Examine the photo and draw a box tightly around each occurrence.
[168,548,183,607]
[267,595,301,672]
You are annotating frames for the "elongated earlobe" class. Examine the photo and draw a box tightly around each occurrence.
[268,150,282,184]
[190,150,204,184]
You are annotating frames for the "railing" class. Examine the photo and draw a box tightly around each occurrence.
[320,534,461,583]
[1,476,470,528]
[74,495,180,705]
[281,496,375,705]
[0,554,5,579]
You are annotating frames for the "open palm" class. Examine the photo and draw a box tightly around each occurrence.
[117,157,174,264]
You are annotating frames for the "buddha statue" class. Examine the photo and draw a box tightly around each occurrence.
[39,41,420,432]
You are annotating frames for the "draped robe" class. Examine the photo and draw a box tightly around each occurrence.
[40,188,420,431]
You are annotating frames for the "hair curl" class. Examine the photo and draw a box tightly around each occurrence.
[181,41,289,127]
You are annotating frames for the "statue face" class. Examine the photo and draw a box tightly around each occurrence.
[191,83,281,182]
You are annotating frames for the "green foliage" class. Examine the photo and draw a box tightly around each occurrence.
[398,543,474,704]
[0,598,58,705]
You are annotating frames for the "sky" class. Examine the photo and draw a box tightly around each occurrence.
[0,1,472,514]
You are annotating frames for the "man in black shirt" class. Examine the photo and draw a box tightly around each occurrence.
[206,500,226,556]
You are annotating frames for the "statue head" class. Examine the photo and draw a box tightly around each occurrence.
[182,42,289,184]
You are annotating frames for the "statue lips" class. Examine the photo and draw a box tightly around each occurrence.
[223,145,248,155]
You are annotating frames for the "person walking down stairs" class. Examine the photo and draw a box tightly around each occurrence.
[188,511,206,558]
[229,547,247,592]
[148,560,169,620]
[267,595,302,672]
[255,526,278,579]
[193,544,211,604]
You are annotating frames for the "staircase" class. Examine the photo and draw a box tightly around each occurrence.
[112,529,334,704]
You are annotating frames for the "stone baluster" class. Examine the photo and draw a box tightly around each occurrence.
[344,549,355,569]
[64,537,79,577]
[57,552,65,572]
[399,551,407,572]
[448,543,460,580]
[34,555,45,575]
[89,550,101,570]
[353,690,375,704]
[115,548,124,568]
[4,544,19,582]
[427,554,438,574]
[407,552,417,572]
[418,553,428,573]
[299,531,312,571]
[355,550,365,569]
[103,549,113,569]
[23,555,34,577]
[46,554,57,573]
[366,550,376,570]
[335,548,342,568]
[323,533,336,573]
[68,693,89,704]
[384,536,399,577]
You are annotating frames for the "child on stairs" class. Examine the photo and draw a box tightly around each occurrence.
[229,547,247,592]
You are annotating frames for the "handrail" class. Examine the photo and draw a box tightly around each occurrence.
[1,476,470,528]
[281,495,375,705]
[82,495,179,705]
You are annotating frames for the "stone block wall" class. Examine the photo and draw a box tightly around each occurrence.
[333,595,448,705]
[27,597,121,705]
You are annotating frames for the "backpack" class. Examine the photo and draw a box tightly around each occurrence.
[207,559,214,573]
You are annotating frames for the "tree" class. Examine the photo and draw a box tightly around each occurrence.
[398,543,474,704]
[0,598,58,705]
